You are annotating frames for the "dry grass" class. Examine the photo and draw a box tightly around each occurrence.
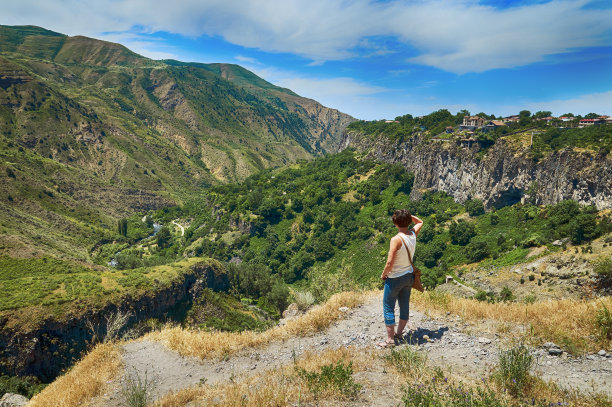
[154,347,372,407]
[411,290,612,352]
[147,291,366,359]
[155,341,609,407]
[28,342,122,407]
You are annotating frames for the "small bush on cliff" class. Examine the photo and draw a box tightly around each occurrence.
[0,375,46,399]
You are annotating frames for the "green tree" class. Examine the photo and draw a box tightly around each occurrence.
[156,227,171,249]
[118,218,128,236]
[449,219,476,246]
[466,240,489,263]
[534,111,552,119]
[519,110,532,126]
[464,199,485,216]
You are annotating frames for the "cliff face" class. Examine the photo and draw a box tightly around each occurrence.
[340,132,612,209]
[0,261,227,381]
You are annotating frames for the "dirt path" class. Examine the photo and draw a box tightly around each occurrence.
[171,220,184,236]
[96,292,612,405]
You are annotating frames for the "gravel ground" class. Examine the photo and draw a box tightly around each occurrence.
[93,291,612,406]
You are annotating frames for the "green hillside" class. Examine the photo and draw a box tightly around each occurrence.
[89,149,610,306]
[0,24,354,262]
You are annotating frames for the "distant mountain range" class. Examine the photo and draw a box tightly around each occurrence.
[0,25,354,259]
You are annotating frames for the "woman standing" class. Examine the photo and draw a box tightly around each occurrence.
[378,209,423,348]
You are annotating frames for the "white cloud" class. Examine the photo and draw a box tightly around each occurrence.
[239,64,389,118]
[235,55,258,64]
[508,90,612,116]
[99,33,179,60]
[2,0,610,74]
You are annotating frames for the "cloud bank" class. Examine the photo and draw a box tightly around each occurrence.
[2,0,611,74]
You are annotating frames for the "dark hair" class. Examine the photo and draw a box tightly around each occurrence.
[392,209,412,227]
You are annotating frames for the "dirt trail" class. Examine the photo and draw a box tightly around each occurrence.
[96,292,611,406]
[171,220,185,236]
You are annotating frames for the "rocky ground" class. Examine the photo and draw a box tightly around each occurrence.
[94,292,611,406]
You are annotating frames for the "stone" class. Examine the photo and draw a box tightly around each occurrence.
[478,337,491,344]
[552,240,563,247]
[282,303,300,319]
[338,306,349,313]
[549,348,563,356]
[543,342,557,349]
[598,349,607,357]
[422,334,430,341]
[0,393,29,407]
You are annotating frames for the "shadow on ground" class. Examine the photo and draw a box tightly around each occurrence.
[395,326,449,345]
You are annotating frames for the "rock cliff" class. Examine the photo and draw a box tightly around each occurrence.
[340,131,612,209]
[0,260,227,381]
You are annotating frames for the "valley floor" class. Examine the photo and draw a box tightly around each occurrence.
[91,291,611,406]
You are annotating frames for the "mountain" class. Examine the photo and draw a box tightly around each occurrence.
[0,24,355,260]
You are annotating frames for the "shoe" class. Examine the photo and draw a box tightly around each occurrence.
[377,339,396,348]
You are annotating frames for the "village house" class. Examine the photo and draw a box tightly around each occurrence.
[559,116,574,122]
[483,120,507,132]
[579,118,603,126]
[502,115,520,123]
[460,115,486,130]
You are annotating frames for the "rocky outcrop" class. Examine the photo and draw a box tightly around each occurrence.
[340,131,612,209]
[0,393,28,407]
[0,260,225,381]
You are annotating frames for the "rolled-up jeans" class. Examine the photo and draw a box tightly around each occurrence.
[383,272,414,326]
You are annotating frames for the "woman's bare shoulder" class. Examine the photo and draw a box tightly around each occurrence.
[389,235,402,246]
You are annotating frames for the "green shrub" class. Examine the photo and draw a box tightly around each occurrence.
[293,290,315,311]
[402,379,518,407]
[120,370,151,407]
[297,360,361,399]
[499,286,514,302]
[496,344,534,396]
[0,375,46,398]
[466,240,490,263]
[465,199,485,216]
[449,219,476,246]
[593,257,612,290]
[523,294,537,304]
[384,346,426,374]
[474,289,498,303]
[596,303,612,341]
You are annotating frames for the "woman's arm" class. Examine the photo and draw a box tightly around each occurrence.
[411,215,424,237]
[381,236,402,280]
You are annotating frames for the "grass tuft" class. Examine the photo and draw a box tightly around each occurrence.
[595,303,612,341]
[297,359,361,399]
[495,344,534,397]
[120,370,151,407]
[384,346,427,375]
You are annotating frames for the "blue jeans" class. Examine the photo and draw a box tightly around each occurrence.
[383,273,414,326]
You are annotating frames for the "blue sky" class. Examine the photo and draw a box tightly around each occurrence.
[2,0,612,119]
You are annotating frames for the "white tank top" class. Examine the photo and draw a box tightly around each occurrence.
[388,231,416,278]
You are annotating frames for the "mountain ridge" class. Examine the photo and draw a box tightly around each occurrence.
[0,24,355,261]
